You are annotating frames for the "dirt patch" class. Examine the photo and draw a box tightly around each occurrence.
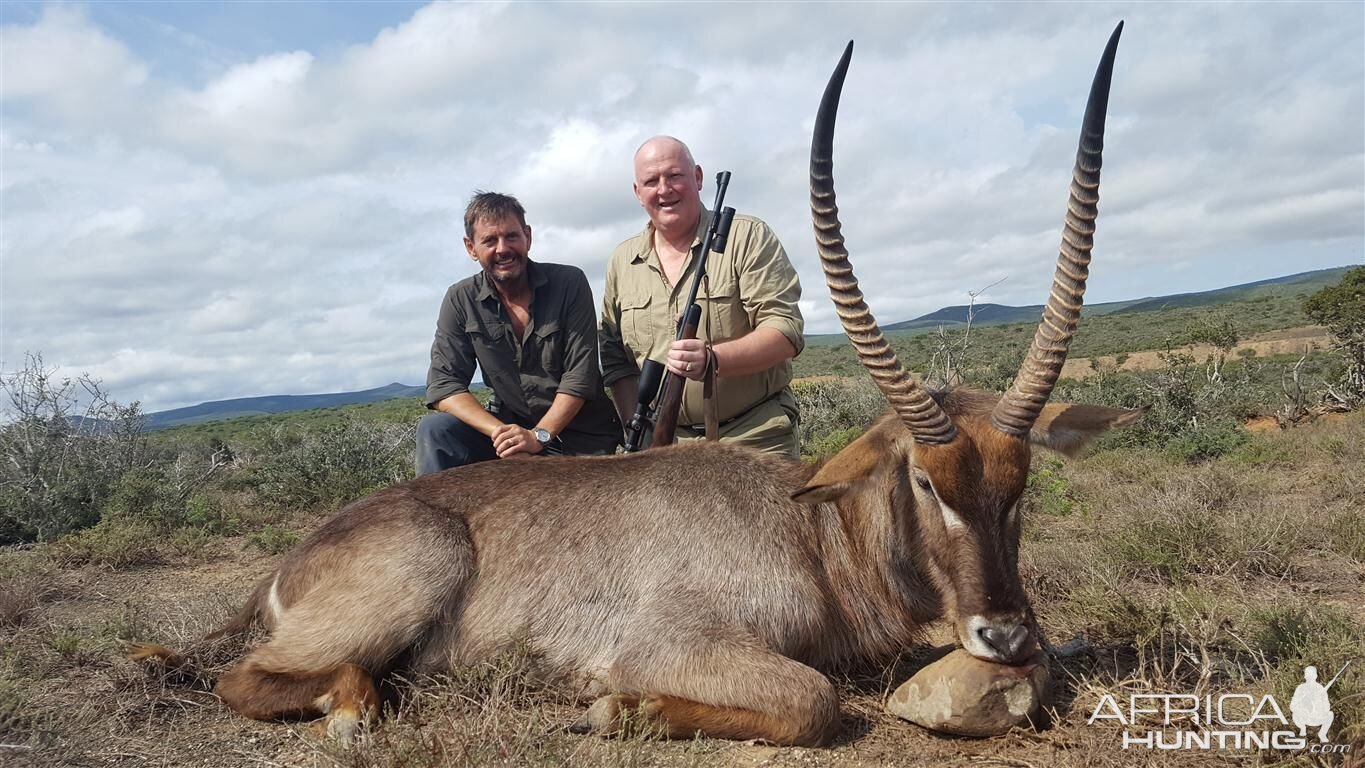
[1062,326,1331,380]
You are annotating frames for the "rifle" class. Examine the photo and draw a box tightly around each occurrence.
[1324,661,1351,690]
[623,172,736,452]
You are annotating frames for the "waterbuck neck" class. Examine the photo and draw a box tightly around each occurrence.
[807,464,945,668]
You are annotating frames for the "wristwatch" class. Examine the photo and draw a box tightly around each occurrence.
[532,428,554,446]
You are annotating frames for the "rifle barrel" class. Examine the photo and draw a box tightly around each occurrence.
[1325,660,1351,690]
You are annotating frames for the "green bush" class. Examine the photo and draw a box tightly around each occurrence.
[792,377,885,458]
[1304,266,1365,340]
[101,469,190,532]
[1163,419,1249,463]
[51,520,162,570]
[802,426,864,462]
[1304,265,1365,407]
[247,525,299,554]
[1024,456,1077,516]
[244,418,415,511]
[1055,351,1280,462]
[183,492,241,535]
[0,356,151,543]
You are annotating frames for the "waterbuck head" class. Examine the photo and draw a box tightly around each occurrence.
[797,24,1138,666]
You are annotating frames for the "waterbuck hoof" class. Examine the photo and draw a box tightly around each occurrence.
[124,641,184,667]
[572,693,641,737]
[310,708,366,745]
[887,647,1050,738]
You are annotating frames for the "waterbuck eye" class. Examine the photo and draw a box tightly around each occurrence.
[913,473,933,493]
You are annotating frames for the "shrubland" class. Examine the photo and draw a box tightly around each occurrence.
[1,269,1362,765]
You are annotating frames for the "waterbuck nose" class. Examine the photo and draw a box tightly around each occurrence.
[977,623,1031,660]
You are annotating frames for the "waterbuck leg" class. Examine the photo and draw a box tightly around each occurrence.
[126,642,187,668]
[314,663,381,742]
[579,632,840,746]
[215,656,379,742]
[209,496,474,739]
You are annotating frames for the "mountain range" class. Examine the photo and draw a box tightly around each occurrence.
[143,382,428,430]
[808,265,1351,341]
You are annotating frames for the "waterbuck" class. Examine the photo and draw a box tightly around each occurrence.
[133,24,1135,746]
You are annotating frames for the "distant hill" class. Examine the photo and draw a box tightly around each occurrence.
[1106,268,1349,314]
[145,382,426,430]
[883,302,1045,331]
[809,266,1353,344]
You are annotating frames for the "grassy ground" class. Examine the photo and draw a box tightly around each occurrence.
[2,409,1361,767]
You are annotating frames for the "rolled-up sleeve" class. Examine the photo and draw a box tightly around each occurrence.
[598,249,639,386]
[738,220,805,357]
[556,268,603,400]
[425,287,476,408]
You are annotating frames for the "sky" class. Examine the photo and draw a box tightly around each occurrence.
[1,1,1362,413]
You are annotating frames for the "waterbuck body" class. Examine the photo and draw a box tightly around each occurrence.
[133,24,1135,746]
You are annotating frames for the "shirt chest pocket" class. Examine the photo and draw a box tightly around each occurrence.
[532,318,564,378]
[701,269,746,343]
[463,320,507,365]
[619,290,656,352]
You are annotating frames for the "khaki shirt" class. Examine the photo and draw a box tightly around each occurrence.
[600,209,804,437]
[426,261,621,454]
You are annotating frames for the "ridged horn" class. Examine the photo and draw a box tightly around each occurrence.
[811,41,957,445]
[992,22,1123,436]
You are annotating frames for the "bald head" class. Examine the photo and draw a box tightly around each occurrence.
[632,135,705,238]
[634,136,696,170]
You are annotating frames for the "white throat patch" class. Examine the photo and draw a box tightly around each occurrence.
[940,501,967,531]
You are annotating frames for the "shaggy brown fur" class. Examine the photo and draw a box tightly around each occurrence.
[132,393,1138,745]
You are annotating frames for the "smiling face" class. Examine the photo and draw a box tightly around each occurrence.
[465,214,532,288]
[632,137,704,239]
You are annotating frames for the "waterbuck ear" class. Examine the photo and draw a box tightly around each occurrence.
[792,427,889,504]
[1029,402,1148,456]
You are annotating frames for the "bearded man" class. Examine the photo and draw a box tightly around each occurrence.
[417,192,620,474]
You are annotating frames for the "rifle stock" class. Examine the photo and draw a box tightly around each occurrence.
[650,304,702,448]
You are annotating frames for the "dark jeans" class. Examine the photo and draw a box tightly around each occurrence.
[415,412,500,476]
[416,405,622,477]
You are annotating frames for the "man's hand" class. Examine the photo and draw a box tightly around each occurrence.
[491,424,543,458]
[666,338,709,381]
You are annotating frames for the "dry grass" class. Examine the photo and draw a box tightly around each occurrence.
[2,413,1362,767]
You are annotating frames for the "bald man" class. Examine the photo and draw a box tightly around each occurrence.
[599,136,805,456]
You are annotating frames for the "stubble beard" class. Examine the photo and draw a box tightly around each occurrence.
[488,254,526,285]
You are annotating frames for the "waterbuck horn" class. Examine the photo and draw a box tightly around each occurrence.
[810,41,957,445]
[992,22,1124,436]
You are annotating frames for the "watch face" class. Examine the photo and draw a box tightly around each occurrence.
[533,428,552,443]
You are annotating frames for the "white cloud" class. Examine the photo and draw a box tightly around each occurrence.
[0,6,147,119]
[1,3,1361,413]
[193,50,313,118]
